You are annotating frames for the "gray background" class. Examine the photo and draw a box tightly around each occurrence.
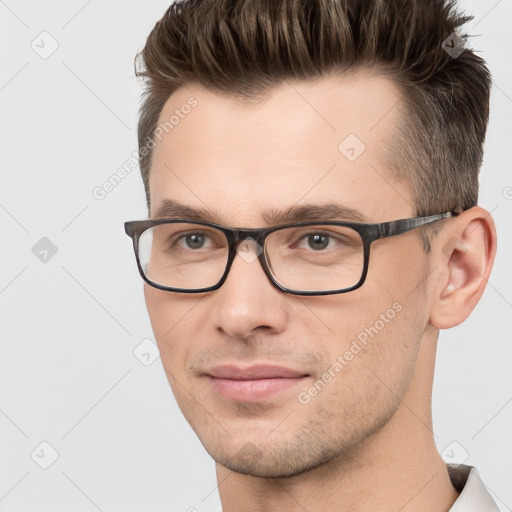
[0,1,510,510]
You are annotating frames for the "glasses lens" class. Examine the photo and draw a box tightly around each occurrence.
[265,225,364,292]
[138,223,229,289]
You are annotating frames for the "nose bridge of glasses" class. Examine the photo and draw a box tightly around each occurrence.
[231,226,266,241]
[229,227,267,251]
[232,230,265,265]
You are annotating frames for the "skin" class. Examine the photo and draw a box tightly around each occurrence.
[143,69,497,511]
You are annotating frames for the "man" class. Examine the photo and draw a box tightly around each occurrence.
[125,0,499,509]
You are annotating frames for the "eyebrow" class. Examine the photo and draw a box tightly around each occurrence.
[152,199,367,225]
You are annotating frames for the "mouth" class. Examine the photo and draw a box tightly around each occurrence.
[204,364,310,402]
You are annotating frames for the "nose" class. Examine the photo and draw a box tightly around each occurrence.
[213,238,288,340]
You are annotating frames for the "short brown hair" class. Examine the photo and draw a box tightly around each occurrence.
[135,0,491,221]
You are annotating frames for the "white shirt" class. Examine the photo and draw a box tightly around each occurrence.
[447,464,500,511]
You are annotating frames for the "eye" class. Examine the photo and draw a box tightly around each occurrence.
[296,232,340,251]
[176,232,213,250]
[303,233,331,251]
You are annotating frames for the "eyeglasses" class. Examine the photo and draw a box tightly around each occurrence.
[124,212,454,296]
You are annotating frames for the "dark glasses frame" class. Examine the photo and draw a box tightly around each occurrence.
[124,211,455,296]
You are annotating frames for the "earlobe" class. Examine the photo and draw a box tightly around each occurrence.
[430,207,497,330]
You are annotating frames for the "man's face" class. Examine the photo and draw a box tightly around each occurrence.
[144,71,433,477]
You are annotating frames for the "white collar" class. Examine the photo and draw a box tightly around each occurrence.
[447,464,499,511]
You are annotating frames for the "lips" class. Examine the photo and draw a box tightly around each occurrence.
[206,364,308,380]
[204,364,310,402]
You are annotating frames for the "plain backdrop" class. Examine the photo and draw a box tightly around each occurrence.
[0,1,511,510]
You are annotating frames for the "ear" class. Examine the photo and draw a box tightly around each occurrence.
[430,206,497,329]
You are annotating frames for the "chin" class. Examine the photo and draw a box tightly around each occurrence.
[205,435,346,479]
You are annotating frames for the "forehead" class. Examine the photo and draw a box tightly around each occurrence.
[149,70,412,225]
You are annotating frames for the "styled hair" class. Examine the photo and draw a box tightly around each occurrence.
[135,0,491,223]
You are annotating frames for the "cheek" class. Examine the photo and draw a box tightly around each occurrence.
[144,286,206,417]
[143,285,196,374]
[371,234,427,287]
[144,285,172,345]
[304,249,427,400]
[321,300,421,414]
